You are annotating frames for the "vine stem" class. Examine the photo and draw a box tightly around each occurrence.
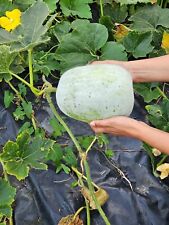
[9,217,13,225]
[28,49,34,87]
[72,206,85,221]
[84,160,111,225]
[156,86,168,100]
[1,161,8,182]
[45,93,83,154]
[9,71,40,96]
[75,167,91,225]
[7,81,24,102]
[71,166,100,190]
[45,91,110,224]
[86,136,97,154]
[0,162,13,225]
[100,0,104,17]
[157,154,168,167]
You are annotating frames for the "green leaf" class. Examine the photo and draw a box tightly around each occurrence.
[130,5,169,32]
[44,0,58,12]
[13,0,36,11]
[115,0,152,4]
[33,51,60,76]
[103,2,128,23]
[61,164,71,174]
[123,31,154,58]
[0,45,17,82]
[0,0,13,16]
[134,83,161,103]
[52,21,71,42]
[18,122,34,135]
[100,41,127,61]
[56,21,108,72]
[143,143,156,175]
[0,0,51,51]
[60,0,93,19]
[0,178,16,217]
[47,143,63,164]
[78,136,94,149]
[13,106,25,120]
[49,117,65,137]
[97,134,109,148]
[99,16,114,40]
[18,83,27,96]
[145,100,169,131]
[4,90,14,108]
[21,101,32,118]
[0,132,53,180]
[105,149,114,159]
[63,147,77,167]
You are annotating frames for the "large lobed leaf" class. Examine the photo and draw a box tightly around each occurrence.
[0,0,51,51]
[56,20,127,72]
[0,132,55,180]
[0,178,16,218]
[123,31,154,58]
[60,0,93,19]
[130,5,169,32]
[0,45,17,82]
[115,0,153,4]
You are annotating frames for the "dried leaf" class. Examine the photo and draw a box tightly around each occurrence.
[81,186,109,210]
[58,214,83,225]
[157,163,169,179]
[151,0,157,3]
[161,31,169,53]
[114,23,130,42]
[152,148,161,157]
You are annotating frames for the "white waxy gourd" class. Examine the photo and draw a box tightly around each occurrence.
[56,64,134,122]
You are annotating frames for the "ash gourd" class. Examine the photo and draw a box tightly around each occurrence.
[56,64,134,122]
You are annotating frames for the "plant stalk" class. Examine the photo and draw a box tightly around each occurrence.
[45,93,83,154]
[100,0,104,17]
[7,81,24,102]
[156,87,168,100]
[9,71,40,96]
[75,167,91,225]
[28,49,34,87]
[45,91,109,224]
[157,154,168,167]
[84,160,111,225]
[71,167,100,189]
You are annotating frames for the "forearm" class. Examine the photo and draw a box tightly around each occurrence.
[133,121,169,155]
[125,55,169,83]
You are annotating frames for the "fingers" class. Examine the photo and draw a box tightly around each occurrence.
[91,60,113,65]
[90,119,111,133]
[90,119,110,128]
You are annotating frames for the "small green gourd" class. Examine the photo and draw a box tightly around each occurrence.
[56,64,134,122]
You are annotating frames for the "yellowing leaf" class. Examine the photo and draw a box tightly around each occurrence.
[114,23,130,42]
[150,0,157,3]
[161,31,169,53]
[152,148,161,157]
[81,186,109,210]
[58,214,83,225]
[157,163,169,179]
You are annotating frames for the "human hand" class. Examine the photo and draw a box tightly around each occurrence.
[91,60,137,82]
[90,116,142,138]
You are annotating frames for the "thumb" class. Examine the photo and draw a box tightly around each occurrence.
[90,120,108,128]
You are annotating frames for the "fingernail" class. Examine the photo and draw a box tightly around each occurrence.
[90,121,96,127]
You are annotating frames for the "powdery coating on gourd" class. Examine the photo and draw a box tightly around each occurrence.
[56,64,134,122]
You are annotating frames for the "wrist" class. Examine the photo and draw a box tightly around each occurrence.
[132,121,150,140]
[122,61,138,83]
